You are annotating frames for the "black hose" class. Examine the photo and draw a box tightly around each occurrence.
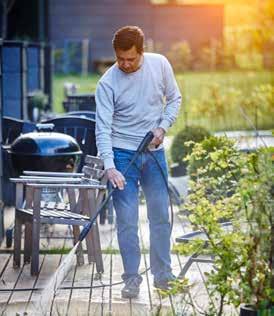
[0,131,176,293]
[78,131,155,241]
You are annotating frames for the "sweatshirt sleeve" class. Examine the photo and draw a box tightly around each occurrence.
[95,80,115,170]
[158,57,182,132]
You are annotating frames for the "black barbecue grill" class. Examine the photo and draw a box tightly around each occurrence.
[5,123,83,248]
[7,124,82,175]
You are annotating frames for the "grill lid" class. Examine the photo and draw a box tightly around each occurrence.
[9,124,82,156]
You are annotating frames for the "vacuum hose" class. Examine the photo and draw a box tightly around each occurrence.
[79,131,155,242]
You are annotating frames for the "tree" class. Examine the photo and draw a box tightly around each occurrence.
[1,0,16,39]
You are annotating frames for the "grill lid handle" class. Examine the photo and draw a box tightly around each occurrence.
[36,123,55,132]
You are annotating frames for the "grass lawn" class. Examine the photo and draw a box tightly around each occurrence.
[53,70,274,135]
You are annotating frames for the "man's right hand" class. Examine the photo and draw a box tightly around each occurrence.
[106,168,126,190]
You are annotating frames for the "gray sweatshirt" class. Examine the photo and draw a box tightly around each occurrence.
[95,52,182,170]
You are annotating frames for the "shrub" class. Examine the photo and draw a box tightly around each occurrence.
[177,141,273,315]
[242,84,274,125]
[235,148,274,311]
[28,90,48,110]
[187,136,243,200]
[188,83,242,130]
[170,126,210,168]
[188,82,273,131]
[167,41,192,72]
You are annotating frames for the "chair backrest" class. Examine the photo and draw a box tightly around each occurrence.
[63,93,96,112]
[42,116,97,172]
[83,155,106,182]
[64,111,96,120]
[2,116,36,145]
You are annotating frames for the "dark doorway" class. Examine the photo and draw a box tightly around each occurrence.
[1,0,48,41]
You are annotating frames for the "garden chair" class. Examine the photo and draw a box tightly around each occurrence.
[175,221,235,277]
[42,116,114,224]
[10,155,107,275]
[63,93,96,112]
[42,116,97,172]
[64,110,96,120]
[2,116,36,144]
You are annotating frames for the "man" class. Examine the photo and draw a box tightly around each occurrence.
[95,26,181,299]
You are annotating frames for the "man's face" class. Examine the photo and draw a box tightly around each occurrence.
[115,46,142,73]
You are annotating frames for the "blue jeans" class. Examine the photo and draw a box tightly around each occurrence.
[113,147,172,283]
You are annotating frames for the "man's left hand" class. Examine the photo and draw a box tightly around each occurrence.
[151,127,166,147]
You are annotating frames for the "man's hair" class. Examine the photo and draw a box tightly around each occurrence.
[112,26,144,53]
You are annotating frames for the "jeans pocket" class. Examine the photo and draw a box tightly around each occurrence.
[113,149,134,173]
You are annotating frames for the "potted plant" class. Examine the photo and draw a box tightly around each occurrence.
[236,148,273,315]
[176,137,273,315]
[170,126,210,177]
[28,90,48,122]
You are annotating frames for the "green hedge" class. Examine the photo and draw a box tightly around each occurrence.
[170,126,210,167]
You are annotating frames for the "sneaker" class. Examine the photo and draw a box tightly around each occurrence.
[154,275,176,291]
[121,277,142,299]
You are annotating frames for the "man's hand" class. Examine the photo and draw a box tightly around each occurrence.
[151,127,166,147]
[106,168,126,190]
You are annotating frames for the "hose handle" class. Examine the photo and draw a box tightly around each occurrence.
[136,131,154,153]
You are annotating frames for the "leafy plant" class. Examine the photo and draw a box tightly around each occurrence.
[186,136,243,201]
[189,83,242,130]
[170,126,210,167]
[167,41,192,72]
[235,149,274,312]
[177,137,273,315]
[242,84,274,127]
[28,90,48,110]
[188,82,273,131]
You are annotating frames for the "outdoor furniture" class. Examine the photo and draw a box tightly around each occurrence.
[64,110,96,120]
[2,116,36,206]
[175,222,234,277]
[2,116,36,144]
[10,155,107,275]
[41,116,114,225]
[42,116,97,172]
[63,93,96,112]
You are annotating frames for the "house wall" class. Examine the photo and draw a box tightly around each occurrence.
[152,4,223,51]
[49,0,223,70]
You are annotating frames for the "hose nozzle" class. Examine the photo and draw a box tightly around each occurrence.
[136,131,154,153]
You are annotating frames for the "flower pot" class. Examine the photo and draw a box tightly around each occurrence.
[240,304,274,316]
[28,104,41,122]
[240,304,257,316]
[170,162,187,177]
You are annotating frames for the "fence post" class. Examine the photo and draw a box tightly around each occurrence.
[0,42,3,243]
[44,43,53,111]
[1,41,28,120]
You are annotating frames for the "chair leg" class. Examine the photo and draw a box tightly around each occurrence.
[85,190,104,273]
[178,253,199,278]
[107,197,114,225]
[31,188,41,276]
[68,188,85,266]
[72,225,84,266]
[85,228,96,263]
[31,217,40,276]
[80,190,96,264]
[24,222,32,263]
[13,212,22,268]
[90,224,104,273]
[106,183,114,224]
[99,204,107,224]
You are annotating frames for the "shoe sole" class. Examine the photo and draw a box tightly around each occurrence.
[121,290,139,299]
[153,283,172,291]
[154,286,170,291]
